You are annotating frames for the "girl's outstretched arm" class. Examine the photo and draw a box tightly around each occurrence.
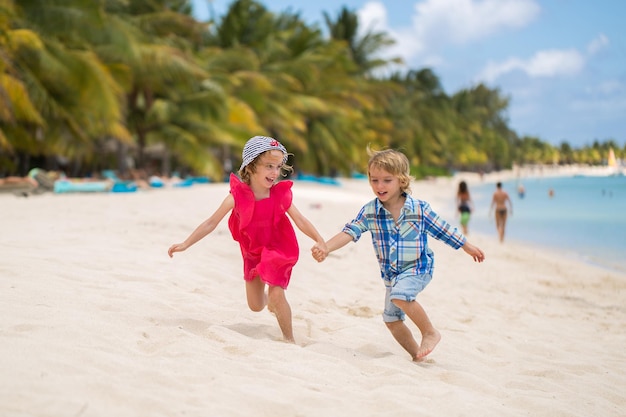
[286,204,329,263]
[287,204,326,245]
[168,194,234,257]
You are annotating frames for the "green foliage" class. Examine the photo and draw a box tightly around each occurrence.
[412,165,451,180]
[0,0,621,177]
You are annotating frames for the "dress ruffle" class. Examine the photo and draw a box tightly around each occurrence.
[229,173,255,232]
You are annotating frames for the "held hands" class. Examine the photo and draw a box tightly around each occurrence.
[311,242,328,262]
[462,242,485,263]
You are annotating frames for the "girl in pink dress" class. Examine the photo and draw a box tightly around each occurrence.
[168,136,327,343]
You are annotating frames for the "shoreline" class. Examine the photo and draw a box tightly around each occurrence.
[448,170,626,275]
[450,163,622,186]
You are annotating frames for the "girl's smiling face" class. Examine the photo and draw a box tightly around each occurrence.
[368,166,402,202]
[250,150,285,190]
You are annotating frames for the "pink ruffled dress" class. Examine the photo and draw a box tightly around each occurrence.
[228,174,299,289]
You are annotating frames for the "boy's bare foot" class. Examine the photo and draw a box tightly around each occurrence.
[413,330,441,360]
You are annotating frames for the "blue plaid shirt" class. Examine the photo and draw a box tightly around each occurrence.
[342,194,466,281]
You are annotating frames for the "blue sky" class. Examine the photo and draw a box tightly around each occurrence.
[191,0,626,147]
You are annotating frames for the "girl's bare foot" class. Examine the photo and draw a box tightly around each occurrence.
[414,330,441,360]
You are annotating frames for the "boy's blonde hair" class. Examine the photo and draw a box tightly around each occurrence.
[367,147,413,194]
[239,151,293,184]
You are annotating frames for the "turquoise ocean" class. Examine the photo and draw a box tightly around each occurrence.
[466,174,626,273]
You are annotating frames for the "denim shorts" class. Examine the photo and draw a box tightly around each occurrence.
[382,272,432,322]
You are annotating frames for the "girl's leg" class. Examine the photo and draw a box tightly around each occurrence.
[267,285,294,343]
[392,299,441,360]
[245,276,267,312]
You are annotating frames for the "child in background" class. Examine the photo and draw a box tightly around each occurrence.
[456,180,473,235]
[313,148,485,361]
[168,136,327,343]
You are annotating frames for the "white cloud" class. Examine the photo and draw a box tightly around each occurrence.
[357,2,425,68]
[526,49,584,76]
[357,0,541,69]
[479,49,585,82]
[587,33,609,55]
[570,92,626,114]
[596,80,623,95]
[410,0,540,46]
[585,80,624,97]
[357,1,388,34]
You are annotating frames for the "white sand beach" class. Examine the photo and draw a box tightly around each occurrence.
[1,174,625,417]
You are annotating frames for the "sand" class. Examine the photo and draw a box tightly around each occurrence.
[1,174,625,417]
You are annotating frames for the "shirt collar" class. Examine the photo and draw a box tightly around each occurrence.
[375,192,412,214]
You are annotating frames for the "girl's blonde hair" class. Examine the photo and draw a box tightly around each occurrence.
[239,150,293,184]
[367,146,413,194]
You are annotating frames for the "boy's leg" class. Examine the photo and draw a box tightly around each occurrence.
[383,286,421,359]
[385,321,420,358]
[245,276,267,312]
[393,299,441,360]
[267,285,294,343]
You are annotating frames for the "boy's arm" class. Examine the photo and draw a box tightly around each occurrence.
[422,201,465,249]
[461,241,485,263]
[311,231,352,262]
[312,204,369,262]
[325,231,353,252]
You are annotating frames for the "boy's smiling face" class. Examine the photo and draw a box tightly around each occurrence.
[368,166,402,203]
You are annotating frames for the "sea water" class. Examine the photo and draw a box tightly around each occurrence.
[466,174,626,273]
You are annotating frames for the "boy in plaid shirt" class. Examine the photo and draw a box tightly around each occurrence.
[313,148,485,361]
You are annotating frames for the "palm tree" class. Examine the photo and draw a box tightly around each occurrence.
[386,69,452,173]
[0,1,46,173]
[323,6,401,76]
[4,0,129,175]
[102,0,232,178]
[451,84,514,170]
[202,1,335,173]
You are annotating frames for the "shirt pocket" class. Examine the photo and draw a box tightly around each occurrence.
[400,221,421,241]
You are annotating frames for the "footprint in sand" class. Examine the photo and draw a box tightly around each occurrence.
[345,305,379,318]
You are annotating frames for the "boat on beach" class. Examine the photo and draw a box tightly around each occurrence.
[607,147,624,176]
[53,179,113,193]
[572,148,624,177]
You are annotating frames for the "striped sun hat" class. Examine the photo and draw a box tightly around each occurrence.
[239,136,288,172]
